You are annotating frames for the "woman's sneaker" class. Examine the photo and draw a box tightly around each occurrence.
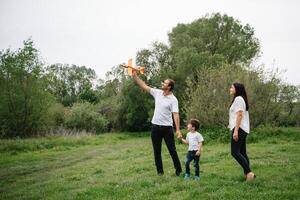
[194,176,200,181]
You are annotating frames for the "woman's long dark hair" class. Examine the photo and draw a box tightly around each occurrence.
[231,82,249,111]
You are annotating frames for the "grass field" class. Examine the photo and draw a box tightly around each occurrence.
[0,128,300,200]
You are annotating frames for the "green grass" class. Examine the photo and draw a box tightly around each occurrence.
[0,128,300,200]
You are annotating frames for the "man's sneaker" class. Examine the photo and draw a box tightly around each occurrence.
[184,173,190,180]
[157,172,164,176]
[194,176,200,181]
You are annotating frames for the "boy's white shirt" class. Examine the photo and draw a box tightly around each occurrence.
[186,131,204,151]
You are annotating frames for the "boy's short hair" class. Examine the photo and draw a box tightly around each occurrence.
[189,119,200,131]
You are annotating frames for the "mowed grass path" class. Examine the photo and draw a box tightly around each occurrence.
[0,132,299,200]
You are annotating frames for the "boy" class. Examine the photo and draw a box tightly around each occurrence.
[180,119,204,180]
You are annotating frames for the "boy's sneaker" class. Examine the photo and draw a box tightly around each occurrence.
[184,173,190,180]
[194,176,200,181]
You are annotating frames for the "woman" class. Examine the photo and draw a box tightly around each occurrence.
[229,82,256,181]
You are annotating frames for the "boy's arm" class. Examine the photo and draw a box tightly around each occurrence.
[181,137,189,144]
[196,142,202,155]
[132,72,151,93]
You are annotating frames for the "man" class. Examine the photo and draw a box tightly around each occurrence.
[131,71,182,176]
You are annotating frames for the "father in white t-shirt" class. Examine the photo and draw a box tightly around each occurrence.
[132,71,183,176]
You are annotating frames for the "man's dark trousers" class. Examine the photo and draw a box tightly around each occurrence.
[151,124,182,175]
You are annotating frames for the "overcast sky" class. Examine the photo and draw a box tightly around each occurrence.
[0,0,299,85]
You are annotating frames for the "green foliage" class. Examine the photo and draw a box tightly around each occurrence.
[79,86,98,104]
[45,64,97,106]
[277,85,300,126]
[95,97,119,131]
[136,41,173,80]
[184,64,235,128]
[168,13,260,98]
[95,67,126,131]
[46,103,67,127]
[1,13,299,136]
[65,102,109,133]
[0,39,55,137]
[116,79,153,131]
[169,13,260,65]
[184,64,300,128]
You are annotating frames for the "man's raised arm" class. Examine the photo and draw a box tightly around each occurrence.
[132,72,151,93]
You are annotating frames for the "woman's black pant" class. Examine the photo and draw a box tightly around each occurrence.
[231,128,251,174]
[151,124,182,174]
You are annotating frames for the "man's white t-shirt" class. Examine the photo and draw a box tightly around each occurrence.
[150,88,179,126]
[228,96,250,133]
[186,131,204,151]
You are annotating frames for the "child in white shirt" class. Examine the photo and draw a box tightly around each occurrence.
[180,119,204,180]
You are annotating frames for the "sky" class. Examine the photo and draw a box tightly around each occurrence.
[0,0,299,85]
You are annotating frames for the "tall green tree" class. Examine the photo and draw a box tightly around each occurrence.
[0,39,54,137]
[116,79,153,131]
[45,64,97,106]
[169,13,260,102]
[184,63,300,128]
[278,84,300,126]
[169,13,260,66]
[94,66,126,130]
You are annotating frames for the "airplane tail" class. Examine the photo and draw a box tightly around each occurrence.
[139,67,145,74]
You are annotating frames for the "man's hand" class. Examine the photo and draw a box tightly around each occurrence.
[173,112,181,139]
[131,69,136,76]
[176,130,183,139]
[196,150,200,156]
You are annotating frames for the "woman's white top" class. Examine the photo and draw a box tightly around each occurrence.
[228,96,250,133]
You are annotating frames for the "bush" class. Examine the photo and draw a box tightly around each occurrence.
[248,126,300,143]
[46,103,66,127]
[65,102,109,133]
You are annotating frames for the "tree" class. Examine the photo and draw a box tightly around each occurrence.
[0,39,54,137]
[136,41,173,80]
[169,13,260,66]
[116,79,153,131]
[278,84,300,126]
[45,64,97,106]
[168,14,260,102]
[184,63,300,128]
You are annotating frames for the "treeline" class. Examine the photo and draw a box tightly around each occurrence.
[0,13,299,138]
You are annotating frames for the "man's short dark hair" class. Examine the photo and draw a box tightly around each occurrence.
[189,119,200,131]
[167,79,175,91]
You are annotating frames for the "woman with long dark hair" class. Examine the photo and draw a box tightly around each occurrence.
[229,82,256,181]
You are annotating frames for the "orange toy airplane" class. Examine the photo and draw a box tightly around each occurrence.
[120,58,145,75]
